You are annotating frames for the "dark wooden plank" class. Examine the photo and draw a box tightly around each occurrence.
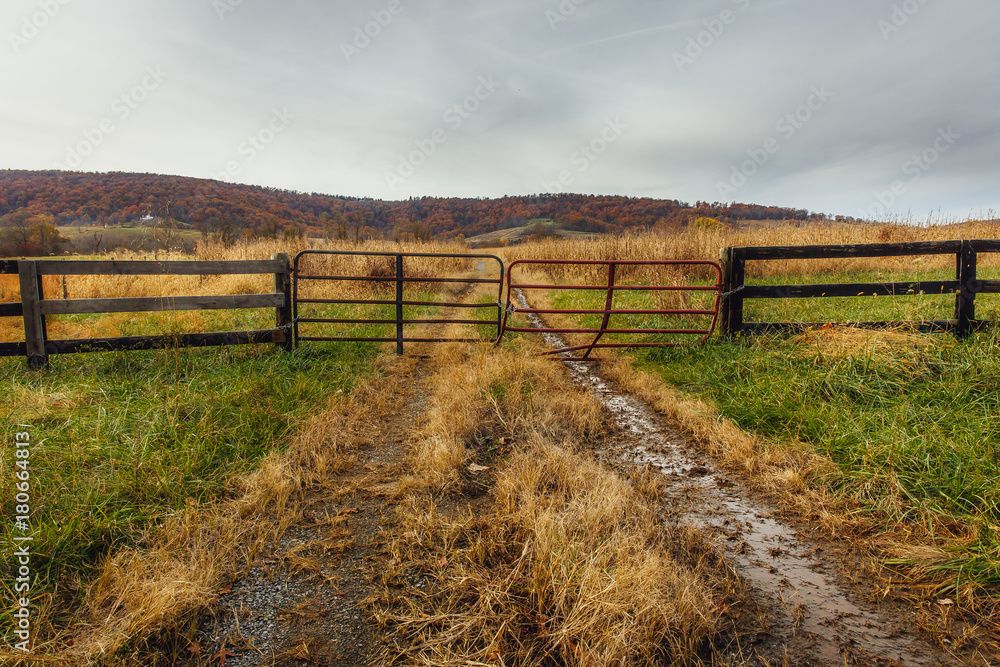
[743,281,960,299]
[737,241,963,261]
[39,293,285,315]
[956,241,977,338]
[1,261,19,274]
[978,280,1000,294]
[970,240,1000,253]
[34,259,285,276]
[18,261,48,369]
[0,303,23,318]
[719,247,733,334]
[36,270,48,344]
[730,249,745,336]
[44,329,284,354]
[0,342,27,357]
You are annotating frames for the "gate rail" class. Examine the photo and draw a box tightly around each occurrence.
[500,259,723,361]
[292,250,504,354]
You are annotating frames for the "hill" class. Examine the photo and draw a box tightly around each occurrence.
[0,170,833,245]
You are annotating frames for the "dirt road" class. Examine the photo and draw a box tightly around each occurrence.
[180,287,961,667]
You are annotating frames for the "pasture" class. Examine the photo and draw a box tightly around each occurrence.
[2,221,1000,665]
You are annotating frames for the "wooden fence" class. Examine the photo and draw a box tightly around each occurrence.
[4,241,999,370]
[1,253,292,369]
[719,240,1000,337]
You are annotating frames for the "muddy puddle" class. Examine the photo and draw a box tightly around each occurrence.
[513,290,943,666]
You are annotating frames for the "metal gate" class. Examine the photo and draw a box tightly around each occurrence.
[499,259,723,361]
[292,250,504,354]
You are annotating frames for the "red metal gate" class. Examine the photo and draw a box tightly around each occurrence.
[499,259,723,361]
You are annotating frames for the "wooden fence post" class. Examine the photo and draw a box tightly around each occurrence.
[719,247,744,337]
[719,247,733,335]
[956,240,977,339]
[18,260,48,369]
[272,253,293,351]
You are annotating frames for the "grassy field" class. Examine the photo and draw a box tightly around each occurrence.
[498,221,1000,608]
[635,328,1000,585]
[57,225,203,254]
[0,237,492,659]
[4,222,1000,661]
[0,332,387,647]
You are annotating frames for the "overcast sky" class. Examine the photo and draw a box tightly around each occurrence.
[1,0,997,220]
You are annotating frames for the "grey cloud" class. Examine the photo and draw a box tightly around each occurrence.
[0,0,996,217]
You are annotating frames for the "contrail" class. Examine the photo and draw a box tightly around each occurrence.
[538,0,800,57]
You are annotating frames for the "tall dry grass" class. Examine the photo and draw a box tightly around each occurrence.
[501,219,1000,283]
[370,332,743,666]
[0,237,481,344]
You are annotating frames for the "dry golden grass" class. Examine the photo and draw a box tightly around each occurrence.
[501,219,1000,281]
[495,222,1000,545]
[371,333,743,666]
[788,325,940,371]
[403,342,606,492]
[0,356,415,666]
[0,237,482,344]
[504,281,895,541]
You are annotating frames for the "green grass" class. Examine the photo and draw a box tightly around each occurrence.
[0,322,387,635]
[631,330,1000,589]
[743,268,1000,324]
[0,272,501,644]
[57,225,202,252]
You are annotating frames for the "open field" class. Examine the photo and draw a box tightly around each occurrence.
[2,221,1000,664]
[56,225,204,254]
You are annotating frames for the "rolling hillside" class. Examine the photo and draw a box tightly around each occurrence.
[0,170,832,244]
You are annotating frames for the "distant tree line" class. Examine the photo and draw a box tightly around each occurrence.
[0,170,834,252]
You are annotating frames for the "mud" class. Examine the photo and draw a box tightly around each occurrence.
[514,290,946,666]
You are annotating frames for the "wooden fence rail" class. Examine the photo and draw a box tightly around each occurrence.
[4,241,999,369]
[719,240,1000,338]
[1,254,292,369]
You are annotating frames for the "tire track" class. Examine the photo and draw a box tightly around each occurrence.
[514,288,948,666]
